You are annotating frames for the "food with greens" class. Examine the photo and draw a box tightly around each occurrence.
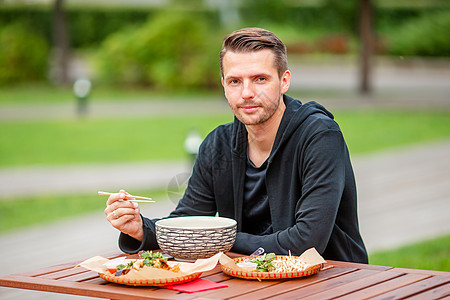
[107,251,180,276]
[236,252,310,273]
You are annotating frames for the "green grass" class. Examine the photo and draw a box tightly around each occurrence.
[335,110,450,155]
[0,114,233,167]
[0,189,168,233]
[1,110,449,167]
[369,235,450,272]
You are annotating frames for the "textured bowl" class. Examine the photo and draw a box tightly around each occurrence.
[155,216,237,261]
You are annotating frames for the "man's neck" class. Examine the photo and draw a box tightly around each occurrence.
[246,100,286,167]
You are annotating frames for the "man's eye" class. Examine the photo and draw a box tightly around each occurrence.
[229,79,239,85]
[256,77,266,82]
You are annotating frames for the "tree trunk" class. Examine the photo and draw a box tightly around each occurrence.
[359,0,374,94]
[53,0,70,85]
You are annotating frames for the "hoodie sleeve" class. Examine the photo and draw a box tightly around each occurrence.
[232,128,349,256]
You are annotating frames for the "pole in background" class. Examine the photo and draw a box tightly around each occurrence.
[53,0,70,86]
[359,0,374,95]
[73,78,92,118]
[184,129,203,165]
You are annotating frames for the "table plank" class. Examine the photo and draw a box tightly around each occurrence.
[37,267,94,280]
[406,282,450,300]
[202,272,232,283]
[268,268,400,300]
[200,266,228,278]
[229,266,357,300]
[15,252,123,277]
[369,275,450,299]
[16,262,83,277]
[333,273,430,300]
[80,277,110,285]
[190,276,281,299]
[59,270,102,282]
[328,260,392,271]
[390,267,450,277]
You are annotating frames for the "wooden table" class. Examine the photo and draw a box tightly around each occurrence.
[0,252,449,299]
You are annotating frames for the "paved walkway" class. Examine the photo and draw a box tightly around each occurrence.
[354,140,450,251]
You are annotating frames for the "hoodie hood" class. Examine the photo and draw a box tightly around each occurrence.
[231,94,334,159]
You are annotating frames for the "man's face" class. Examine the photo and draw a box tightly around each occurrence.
[221,49,290,126]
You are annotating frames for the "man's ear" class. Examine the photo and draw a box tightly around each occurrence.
[281,70,291,94]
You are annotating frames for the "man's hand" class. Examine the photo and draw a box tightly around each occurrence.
[105,189,144,241]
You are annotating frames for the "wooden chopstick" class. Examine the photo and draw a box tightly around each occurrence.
[98,191,155,203]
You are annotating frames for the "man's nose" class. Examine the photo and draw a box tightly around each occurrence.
[241,80,255,100]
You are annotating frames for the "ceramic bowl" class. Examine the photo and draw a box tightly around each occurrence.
[155,216,237,261]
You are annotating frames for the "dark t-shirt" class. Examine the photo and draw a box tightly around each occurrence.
[242,154,273,235]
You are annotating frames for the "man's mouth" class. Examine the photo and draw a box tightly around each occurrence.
[240,105,259,113]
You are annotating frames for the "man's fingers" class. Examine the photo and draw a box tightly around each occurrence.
[109,214,136,232]
[106,188,136,205]
[106,192,124,205]
[111,207,137,219]
[106,196,136,213]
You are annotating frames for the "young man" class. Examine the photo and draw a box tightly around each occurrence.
[105,28,368,263]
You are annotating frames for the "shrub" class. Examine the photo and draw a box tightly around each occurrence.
[96,10,221,90]
[0,22,50,84]
[385,11,450,57]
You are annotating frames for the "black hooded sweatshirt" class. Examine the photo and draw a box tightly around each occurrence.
[119,95,368,263]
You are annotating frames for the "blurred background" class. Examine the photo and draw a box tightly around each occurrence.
[0,0,449,298]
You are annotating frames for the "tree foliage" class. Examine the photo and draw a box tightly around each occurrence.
[386,11,450,57]
[96,10,221,89]
[0,22,50,84]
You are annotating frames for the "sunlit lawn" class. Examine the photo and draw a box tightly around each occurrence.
[369,234,450,272]
[0,114,233,166]
[336,110,450,154]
